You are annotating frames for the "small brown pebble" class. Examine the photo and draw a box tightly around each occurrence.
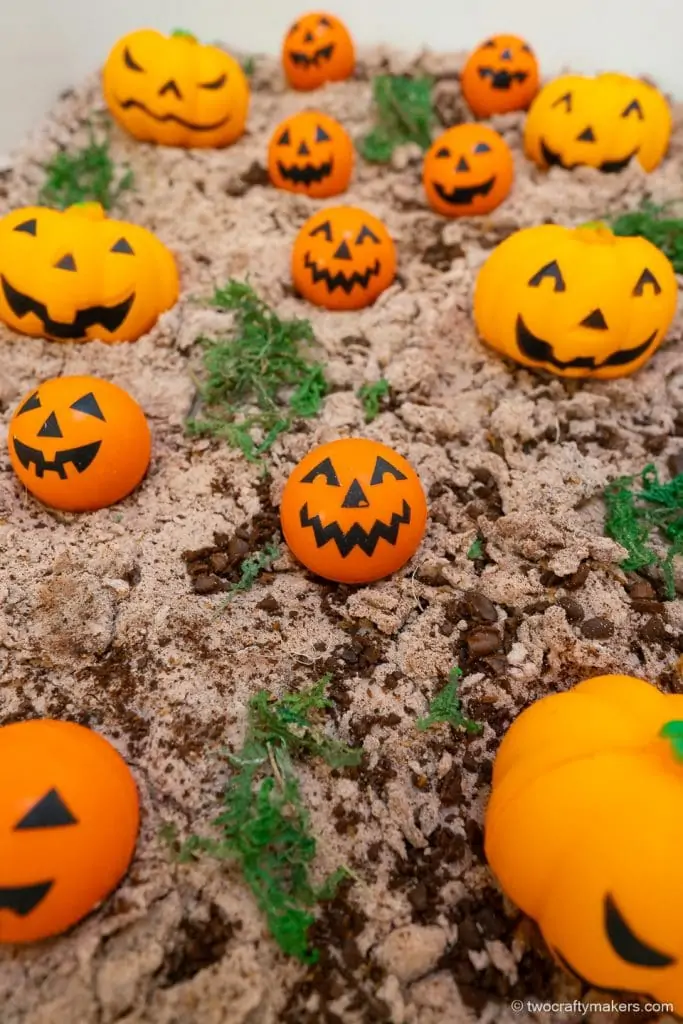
[228,536,250,559]
[463,590,498,623]
[408,883,429,913]
[668,452,683,478]
[193,575,221,595]
[208,552,229,574]
[457,918,484,951]
[639,615,668,642]
[483,655,507,675]
[581,616,615,640]
[565,564,590,589]
[438,766,463,806]
[557,596,585,623]
[525,599,551,614]
[440,620,456,637]
[367,842,382,862]
[629,579,656,600]
[413,774,429,790]
[466,626,502,657]
[631,599,665,616]
[257,595,280,613]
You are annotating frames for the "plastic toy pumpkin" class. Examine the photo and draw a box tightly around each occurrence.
[524,73,671,173]
[0,718,138,943]
[423,124,514,217]
[292,206,396,311]
[460,34,539,118]
[0,203,178,343]
[473,223,677,379]
[282,12,355,91]
[280,438,427,584]
[8,375,152,512]
[485,674,683,1013]
[268,110,353,198]
[102,28,249,148]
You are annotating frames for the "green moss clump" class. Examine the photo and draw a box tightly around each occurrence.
[358,75,435,163]
[39,128,133,210]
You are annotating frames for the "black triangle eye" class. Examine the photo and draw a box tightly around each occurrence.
[370,456,407,485]
[528,260,566,292]
[319,16,331,26]
[15,788,78,830]
[17,392,41,416]
[310,220,332,241]
[301,456,340,486]
[111,237,134,255]
[356,225,380,245]
[71,392,105,421]
[481,39,496,48]
[315,125,331,142]
[633,268,661,296]
[14,218,37,236]
[622,99,644,120]
[436,146,450,158]
[277,128,291,146]
[124,47,144,72]
[474,142,491,153]
[552,92,572,112]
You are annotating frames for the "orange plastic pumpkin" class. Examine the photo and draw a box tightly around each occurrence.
[460,34,539,118]
[291,206,396,310]
[422,124,514,217]
[282,12,355,91]
[0,203,178,343]
[268,110,353,198]
[0,719,139,943]
[485,674,683,1014]
[102,28,250,148]
[8,375,152,512]
[280,438,428,584]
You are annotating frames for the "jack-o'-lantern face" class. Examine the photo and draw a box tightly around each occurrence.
[0,719,139,943]
[102,28,250,148]
[460,34,539,117]
[473,224,678,379]
[268,110,354,198]
[291,206,396,310]
[282,12,355,91]
[0,204,178,343]
[280,438,428,584]
[524,73,672,173]
[8,375,152,511]
[423,124,514,217]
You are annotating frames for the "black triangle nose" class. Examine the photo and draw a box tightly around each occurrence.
[54,253,76,271]
[577,126,596,142]
[159,79,182,98]
[456,156,469,172]
[580,308,608,330]
[297,141,310,156]
[37,412,62,438]
[342,479,369,508]
[500,48,512,60]
[333,240,352,260]
[304,31,314,42]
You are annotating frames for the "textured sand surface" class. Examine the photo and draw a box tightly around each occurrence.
[1,45,683,1024]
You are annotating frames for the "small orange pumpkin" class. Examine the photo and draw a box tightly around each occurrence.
[0,719,138,943]
[282,12,355,91]
[268,110,354,198]
[291,206,396,310]
[422,124,514,217]
[460,34,539,118]
[280,438,428,584]
[8,375,152,512]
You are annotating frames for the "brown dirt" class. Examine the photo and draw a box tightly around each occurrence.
[1,44,683,1024]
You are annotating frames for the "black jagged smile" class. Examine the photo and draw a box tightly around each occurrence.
[117,98,230,132]
[540,138,638,173]
[0,881,53,916]
[12,437,102,479]
[277,159,333,186]
[434,177,495,205]
[288,44,335,67]
[477,67,528,90]
[304,252,381,295]
[2,276,134,340]
[516,314,658,370]
[300,500,411,557]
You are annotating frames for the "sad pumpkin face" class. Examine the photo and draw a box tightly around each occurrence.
[8,375,152,511]
[473,223,678,379]
[280,438,428,584]
[0,719,139,943]
[460,34,539,117]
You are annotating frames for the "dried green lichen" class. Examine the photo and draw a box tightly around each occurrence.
[358,75,435,163]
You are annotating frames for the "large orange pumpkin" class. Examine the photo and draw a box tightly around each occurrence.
[282,12,355,91]
[460,34,539,118]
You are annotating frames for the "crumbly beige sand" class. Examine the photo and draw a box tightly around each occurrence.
[1,46,683,1024]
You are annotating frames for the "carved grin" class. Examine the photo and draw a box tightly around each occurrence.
[477,67,528,90]
[277,159,333,186]
[1,276,134,340]
[434,177,495,205]
[288,44,335,67]
[303,252,381,294]
[516,314,658,370]
[299,500,412,557]
[0,881,53,916]
[540,138,638,173]
[12,437,102,479]
[117,98,230,131]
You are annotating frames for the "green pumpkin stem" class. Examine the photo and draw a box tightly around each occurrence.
[660,720,683,760]
[171,28,197,40]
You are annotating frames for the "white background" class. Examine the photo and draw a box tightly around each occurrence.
[1,0,679,155]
